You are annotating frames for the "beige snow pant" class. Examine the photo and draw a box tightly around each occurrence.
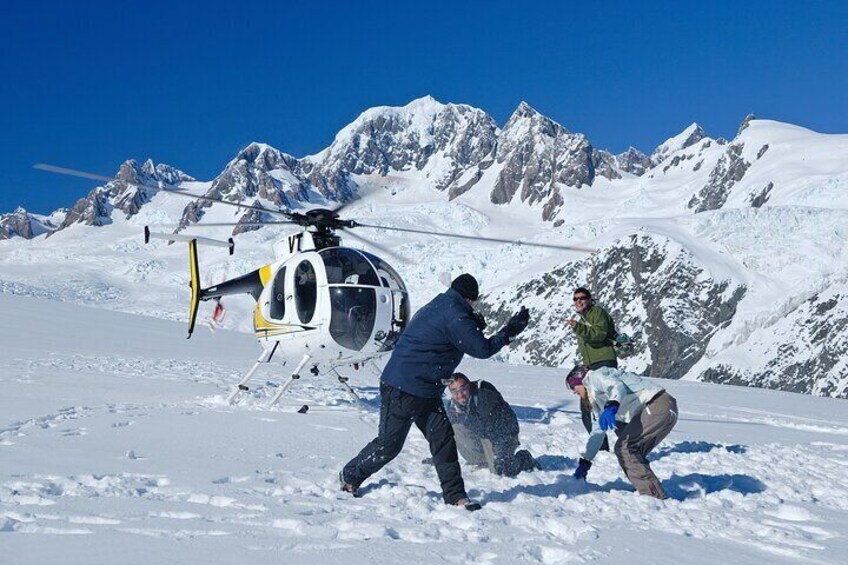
[452,423,499,473]
[614,392,678,499]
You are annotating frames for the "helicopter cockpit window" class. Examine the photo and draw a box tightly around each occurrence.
[319,248,380,286]
[269,266,286,320]
[361,251,407,291]
[328,287,376,351]
[294,260,317,323]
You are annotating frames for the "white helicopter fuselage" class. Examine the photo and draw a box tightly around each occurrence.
[252,232,409,372]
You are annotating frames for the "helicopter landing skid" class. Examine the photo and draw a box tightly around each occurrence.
[330,368,360,403]
[266,354,312,409]
[226,344,278,405]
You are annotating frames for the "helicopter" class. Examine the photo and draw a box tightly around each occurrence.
[35,163,596,408]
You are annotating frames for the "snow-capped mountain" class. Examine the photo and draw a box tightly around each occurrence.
[56,159,194,231]
[301,96,500,199]
[2,98,847,398]
[0,207,64,240]
[0,207,62,239]
[651,122,709,166]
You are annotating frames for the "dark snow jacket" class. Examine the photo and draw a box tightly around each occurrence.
[446,380,520,445]
[381,289,510,398]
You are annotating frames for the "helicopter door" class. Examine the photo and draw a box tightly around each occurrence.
[269,266,286,320]
[294,259,318,324]
[373,290,408,352]
[329,287,376,351]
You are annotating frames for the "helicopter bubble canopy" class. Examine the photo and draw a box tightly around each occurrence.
[318,247,409,353]
[256,245,409,359]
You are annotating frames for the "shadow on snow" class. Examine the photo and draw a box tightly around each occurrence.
[649,440,747,460]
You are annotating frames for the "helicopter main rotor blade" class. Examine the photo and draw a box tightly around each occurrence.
[352,222,598,253]
[338,227,414,265]
[178,221,299,228]
[327,183,384,216]
[34,163,297,220]
[33,163,116,183]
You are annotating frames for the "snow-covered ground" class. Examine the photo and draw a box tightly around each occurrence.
[2,293,847,564]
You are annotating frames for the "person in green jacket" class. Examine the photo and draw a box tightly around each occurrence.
[568,287,618,369]
[567,286,619,451]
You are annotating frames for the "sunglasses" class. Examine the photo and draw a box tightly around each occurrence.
[573,296,590,302]
[449,383,470,395]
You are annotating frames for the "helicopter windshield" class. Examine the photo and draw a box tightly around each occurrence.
[319,248,380,286]
[360,251,407,291]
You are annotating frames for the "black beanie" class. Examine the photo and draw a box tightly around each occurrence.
[451,273,479,301]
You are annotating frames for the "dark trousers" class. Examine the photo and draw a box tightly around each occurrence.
[580,359,618,451]
[342,382,466,504]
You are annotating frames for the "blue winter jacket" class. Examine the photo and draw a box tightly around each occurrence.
[381,289,511,398]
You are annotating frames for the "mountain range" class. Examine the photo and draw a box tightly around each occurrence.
[1,96,846,397]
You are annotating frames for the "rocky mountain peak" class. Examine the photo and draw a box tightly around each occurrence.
[511,100,540,119]
[652,122,707,165]
[0,208,32,239]
[492,104,596,216]
[227,142,297,175]
[615,146,652,176]
[502,101,569,137]
[737,113,757,136]
[1,207,60,240]
[116,159,193,187]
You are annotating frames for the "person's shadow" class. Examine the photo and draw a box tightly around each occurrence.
[663,473,766,500]
[512,405,556,425]
[482,440,764,503]
[649,441,747,461]
[479,470,765,503]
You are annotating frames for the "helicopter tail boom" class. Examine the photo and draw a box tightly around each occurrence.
[186,239,266,339]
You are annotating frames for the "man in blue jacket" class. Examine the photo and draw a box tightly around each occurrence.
[340,274,529,511]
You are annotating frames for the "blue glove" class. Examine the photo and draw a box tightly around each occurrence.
[573,457,592,480]
[599,402,619,431]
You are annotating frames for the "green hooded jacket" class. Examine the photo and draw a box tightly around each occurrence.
[573,304,617,367]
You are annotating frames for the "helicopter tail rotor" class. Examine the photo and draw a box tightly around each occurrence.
[188,239,202,339]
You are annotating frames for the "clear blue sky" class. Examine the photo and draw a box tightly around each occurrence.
[2,0,846,214]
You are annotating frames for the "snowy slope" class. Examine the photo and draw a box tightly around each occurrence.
[2,294,848,564]
[1,100,847,397]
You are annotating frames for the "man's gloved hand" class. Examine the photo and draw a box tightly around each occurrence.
[505,306,530,338]
[469,310,487,330]
[573,457,592,480]
[599,401,619,431]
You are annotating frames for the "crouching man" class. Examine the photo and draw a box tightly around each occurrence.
[567,366,678,499]
[446,373,539,477]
